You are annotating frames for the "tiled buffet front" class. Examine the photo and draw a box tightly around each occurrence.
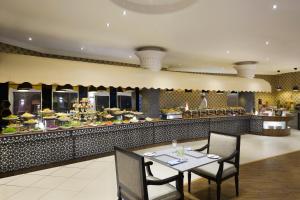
[0,116,263,175]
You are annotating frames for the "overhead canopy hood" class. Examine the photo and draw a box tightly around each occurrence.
[0,53,271,92]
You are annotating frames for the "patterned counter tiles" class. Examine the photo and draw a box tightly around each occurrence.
[0,116,261,174]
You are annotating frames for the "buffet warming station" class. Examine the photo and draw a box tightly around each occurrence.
[0,114,266,175]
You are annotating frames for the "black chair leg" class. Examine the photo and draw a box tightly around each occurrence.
[217,182,221,200]
[208,179,211,185]
[235,174,239,196]
[188,171,191,193]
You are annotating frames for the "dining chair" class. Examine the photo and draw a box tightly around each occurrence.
[187,132,241,200]
[114,146,182,200]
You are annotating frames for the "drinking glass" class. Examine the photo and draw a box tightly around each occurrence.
[172,139,177,148]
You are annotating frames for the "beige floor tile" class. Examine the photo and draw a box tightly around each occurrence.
[0,185,24,200]
[7,187,49,200]
[73,191,115,200]
[31,176,68,189]
[71,169,102,180]
[39,189,79,200]
[56,178,90,191]
[64,161,91,169]
[28,167,60,176]
[6,174,44,187]
[0,176,20,185]
[50,167,81,178]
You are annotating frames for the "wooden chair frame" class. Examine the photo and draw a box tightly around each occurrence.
[187,131,241,200]
[114,146,183,200]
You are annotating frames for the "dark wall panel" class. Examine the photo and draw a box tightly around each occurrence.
[79,86,88,99]
[42,84,52,109]
[0,82,9,101]
[110,87,117,108]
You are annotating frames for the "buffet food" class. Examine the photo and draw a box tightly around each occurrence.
[58,115,71,122]
[40,108,54,114]
[2,127,17,134]
[2,114,19,120]
[21,112,35,118]
[24,119,38,124]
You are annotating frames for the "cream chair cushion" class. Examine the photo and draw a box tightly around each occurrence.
[209,133,237,161]
[192,162,236,178]
[147,176,181,200]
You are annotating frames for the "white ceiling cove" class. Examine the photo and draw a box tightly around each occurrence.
[0,0,299,75]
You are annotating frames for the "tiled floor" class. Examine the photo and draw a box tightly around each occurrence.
[1,130,300,200]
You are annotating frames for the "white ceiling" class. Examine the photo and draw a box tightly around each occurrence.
[0,0,300,75]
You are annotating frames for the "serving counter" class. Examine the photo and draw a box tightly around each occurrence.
[0,115,262,175]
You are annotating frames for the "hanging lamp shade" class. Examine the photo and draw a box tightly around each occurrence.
[292,68,298,92]
[275,70,282,92]
[276,86,282,91]
[97,86,107,91]
[88,86,97,92]
[17,82,32,91]
[293,85,299,92]
[166,89,174,92]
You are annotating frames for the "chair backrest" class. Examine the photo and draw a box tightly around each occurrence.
[114,146,148,200]
[208,132,241,164]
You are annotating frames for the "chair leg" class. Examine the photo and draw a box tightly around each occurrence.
[188,171,191,193]
[208,179,211,185]
[217,182,221,200]
[235,174,239,196]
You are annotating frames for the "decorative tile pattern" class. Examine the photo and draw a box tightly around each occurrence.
[0,117,260,174]
[160,90,228,109]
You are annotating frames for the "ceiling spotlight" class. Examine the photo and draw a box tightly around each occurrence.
[226,50,230,54]
[80,47,84,51]
[272,4,278,10]
[106,23,110,27]
[265,41,270,45]
[28,37,32,41]
[129,55,132,58]
[123,10,127,16]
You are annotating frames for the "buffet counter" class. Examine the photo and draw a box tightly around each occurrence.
[261,115,293,136]
[0,115,261,175]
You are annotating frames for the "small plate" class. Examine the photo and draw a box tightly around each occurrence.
[144,152,156,157]
[207,154,220,159]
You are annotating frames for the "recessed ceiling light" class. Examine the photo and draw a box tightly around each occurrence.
[272,4,278,10]
[226,50,230,54]
[129,55,132,58]
[265,41,270,45]
[123,10,127,16]
[80,47,84,51]
[28,37,32,41]
[106,23,110,27]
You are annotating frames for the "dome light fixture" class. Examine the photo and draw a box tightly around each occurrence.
[117,87,123,92]
[61,84,73,91]
[97,86,107,91]
[17,82,32,91]
[89,86,97,92]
